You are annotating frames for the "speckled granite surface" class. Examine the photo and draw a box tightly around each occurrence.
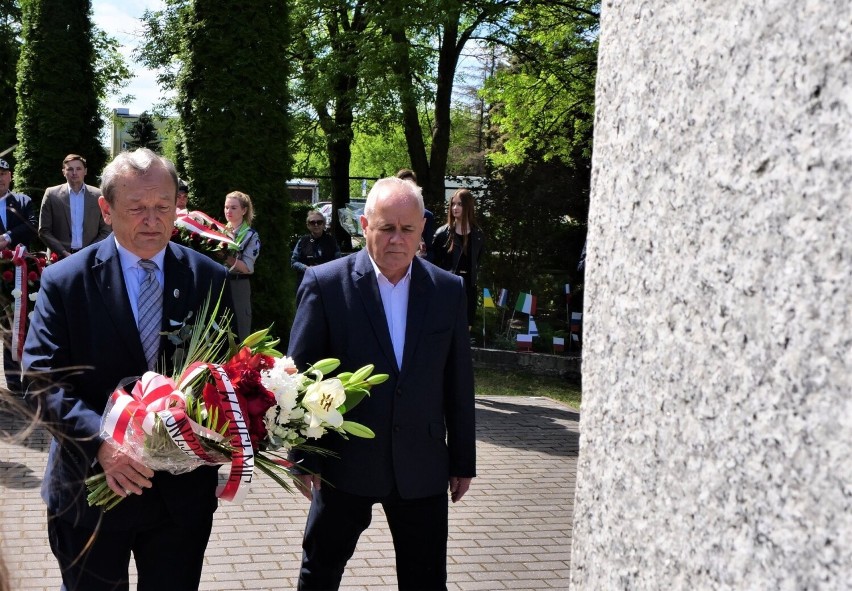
[570,1,851,588]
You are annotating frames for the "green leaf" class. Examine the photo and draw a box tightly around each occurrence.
[241,327,270,348]
[348,364,374,384]
[366,373,389,386]
[341,421,375,439]
[340,387,369,413]
[309,358,340,376]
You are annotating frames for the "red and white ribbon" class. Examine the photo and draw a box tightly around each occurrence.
[102,365,255,503]
[175,210,237,247]
[204,364,255,502]
[10,245,29,362]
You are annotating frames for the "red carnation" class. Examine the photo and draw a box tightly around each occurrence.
[201,381,230,432]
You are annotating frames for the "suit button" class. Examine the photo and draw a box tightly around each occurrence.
[393,425,400,433]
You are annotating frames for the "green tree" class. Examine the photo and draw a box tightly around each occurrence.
[0,1,21,156]
[475,2,598,329]
[291,1,368,247]
[178,0,292,333]
[14,0,108,196]
[125,111,162,153]
[481,1,599,167]
[92,26,134,113]
[376,0,513,210]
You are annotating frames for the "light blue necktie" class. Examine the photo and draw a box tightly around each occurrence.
[137,259,162,371]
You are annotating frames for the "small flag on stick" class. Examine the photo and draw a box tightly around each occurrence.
[529,316,539,336]
[515,292,537,315]
[483,288,495,308]
[496,288,509,308]
[570,312,582,327]
[553,337,565,353]
[516,334,533,352]
[570,312,583,348]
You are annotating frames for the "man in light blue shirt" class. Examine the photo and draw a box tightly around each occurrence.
[38,153,111,258]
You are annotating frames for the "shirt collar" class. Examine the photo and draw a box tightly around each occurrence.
[115,237,167,271]
[67,183,85,196]
[367,253,412,287]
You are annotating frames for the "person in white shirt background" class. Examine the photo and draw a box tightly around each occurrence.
[38,153,111,259]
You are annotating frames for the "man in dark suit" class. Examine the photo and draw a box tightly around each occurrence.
[0,157,38,396]
[23,148,231,591]
[395,168,436,261]
[289,176,476,590]
[38,153,111,259]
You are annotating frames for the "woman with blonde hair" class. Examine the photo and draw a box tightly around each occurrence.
[432,188,485,331]
[223,191,261,341]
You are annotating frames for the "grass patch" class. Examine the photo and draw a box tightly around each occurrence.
[474,367,581,410]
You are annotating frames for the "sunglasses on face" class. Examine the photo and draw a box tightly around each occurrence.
[308,220,325,226]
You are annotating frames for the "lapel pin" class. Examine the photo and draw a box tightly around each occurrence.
[173,289,180,298]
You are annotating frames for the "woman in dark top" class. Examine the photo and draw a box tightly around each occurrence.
[432,188,485,330]
[291,210,341,286]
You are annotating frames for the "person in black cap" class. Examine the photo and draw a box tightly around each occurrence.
[0,157,37,396]
[176,178,189,213]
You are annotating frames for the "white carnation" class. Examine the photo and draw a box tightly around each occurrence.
[261,356,302,411]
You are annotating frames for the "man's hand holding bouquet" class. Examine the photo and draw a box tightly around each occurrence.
[86,291,386,510]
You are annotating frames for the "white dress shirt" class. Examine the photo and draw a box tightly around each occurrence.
[369,255,412,369]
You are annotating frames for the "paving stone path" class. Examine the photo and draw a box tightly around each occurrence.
[0,395,578,590]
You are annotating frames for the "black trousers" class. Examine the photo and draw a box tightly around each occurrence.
[298,486,449,591]
[47,511,213,591]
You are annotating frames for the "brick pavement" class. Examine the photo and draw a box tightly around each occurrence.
[0,396,578,590]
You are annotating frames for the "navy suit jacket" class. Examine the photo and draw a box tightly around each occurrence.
[23,237,231,530]
[288,249,476,499]
[2,191,38,246]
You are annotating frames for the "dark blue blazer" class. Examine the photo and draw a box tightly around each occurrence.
[3,191,37,246]
[23,236,231,530]
[288,249,476,499]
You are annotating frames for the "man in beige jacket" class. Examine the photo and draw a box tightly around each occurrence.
[38,153,111,258]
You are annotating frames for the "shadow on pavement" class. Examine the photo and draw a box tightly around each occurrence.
[0,409,52,453]
[475,397,580,457]
[0,460,42,489]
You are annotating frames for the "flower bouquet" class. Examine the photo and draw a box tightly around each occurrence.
[0,245,55,362]
[172,209,239,259]
[86,292,387,510]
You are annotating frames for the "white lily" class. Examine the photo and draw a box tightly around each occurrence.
[301,378,346,428]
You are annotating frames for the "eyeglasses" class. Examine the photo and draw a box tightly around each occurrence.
[308,220,325,226]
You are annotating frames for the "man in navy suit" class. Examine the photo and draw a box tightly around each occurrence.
[289,176,476,590]
[0,157,38,396]
[23,149,230,591]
